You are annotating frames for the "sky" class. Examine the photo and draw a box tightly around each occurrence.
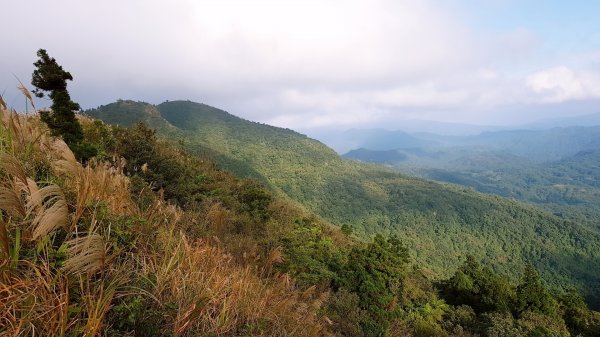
[2,0,600,131]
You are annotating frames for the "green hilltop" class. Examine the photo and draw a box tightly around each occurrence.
[86,100,600,304]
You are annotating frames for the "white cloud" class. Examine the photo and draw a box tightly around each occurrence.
[526,66,600,103]
[1,1,599,128]
[179,0,475,89]
[478,69,498,80]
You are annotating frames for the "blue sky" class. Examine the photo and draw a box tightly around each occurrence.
[1,0,600,130]
[463,0,600,53]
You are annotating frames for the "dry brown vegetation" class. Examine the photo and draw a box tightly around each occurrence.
[0,95,329,336]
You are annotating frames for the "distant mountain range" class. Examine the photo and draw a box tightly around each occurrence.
[331,125,600,160]
[87,99,600,305]
[305,111,600,154]
[524,112,600,129]
[341,123,600,232]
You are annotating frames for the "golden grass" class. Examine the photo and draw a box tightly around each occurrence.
[143,229,327,337]
[27,184,69,240]
[0,107,45,158]
[54,160,135,226]
[0,152,70,242]
[0,261,72,336]
[78,274,121,336]
[63,233,107,274]
[0,219,9,263]
[0,153,28,186]
[16,82,35,111]
[205,201,229,232]
[0,102,110,336]
[0,185,26,219]
[265,245,284,275]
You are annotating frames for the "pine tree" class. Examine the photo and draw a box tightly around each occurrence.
[31,49,83,146]
[516,265,557,316]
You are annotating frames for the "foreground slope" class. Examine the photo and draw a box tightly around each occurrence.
[87,100,600,303]
[1,104,338,336]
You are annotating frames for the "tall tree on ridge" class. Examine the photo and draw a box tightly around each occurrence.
[31,48,83,146]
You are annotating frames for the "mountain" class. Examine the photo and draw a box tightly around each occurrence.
[87,100,600,305]
[524,112,600,129]
[344,148,408,163]
[88,99,177,131]
[342,127,600,229]
[304,128,436,153]
[342,126,600,162]
[8,102,600,336]
[461,127,600,162]
[419,151,600,228]
[302,122,504,153]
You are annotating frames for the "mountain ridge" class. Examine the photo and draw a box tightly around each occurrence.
[86,99,600,305]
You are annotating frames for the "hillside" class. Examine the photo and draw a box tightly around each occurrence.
[87,100,600,305]
[1,105,340,336]
[345,148,408,163]
[5,97,600,336]
[422,151,600,224]
[463,127,600,162]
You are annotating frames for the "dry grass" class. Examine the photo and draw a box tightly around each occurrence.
[265,245,284,275]
[0,152,69,242]
[0,104,47,160]
[16,81,35,111]
[0,101,116,336]
[0,185,26,220]
[78,274,122,336]
[54,159,135,226]
[27,184,69,240]
[63,233,107,274]
[142,228,327,337]
[0,153,28,186]
[0,261,72,337]
[205,201,229,232]
[0,219,9,265]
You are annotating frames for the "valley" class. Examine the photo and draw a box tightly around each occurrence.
[341,126,600,230]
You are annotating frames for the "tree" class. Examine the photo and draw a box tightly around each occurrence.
[31,49,84,146]
[341,234,409,336]
[442,255,516,313]
[516,265,557,316]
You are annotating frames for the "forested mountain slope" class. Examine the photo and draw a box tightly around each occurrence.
[5,101,599,336]
[87,100,600,305]
[344,146,600,230]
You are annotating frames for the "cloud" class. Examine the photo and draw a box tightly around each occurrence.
[526,66,600,103]
[1,1,599,128]
[2,1,474,118]
[186,0,472,81]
